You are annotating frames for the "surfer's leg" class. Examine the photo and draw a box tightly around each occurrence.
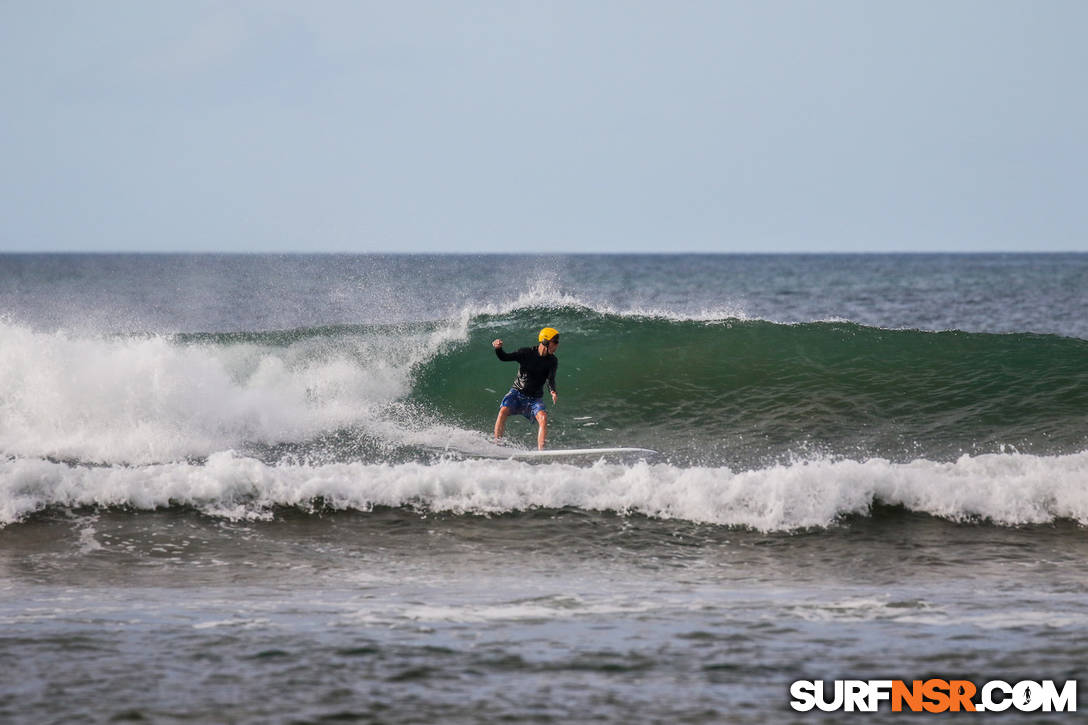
[494,406,512,440]
[535,410,548,450]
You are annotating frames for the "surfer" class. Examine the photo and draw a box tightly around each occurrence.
[492,327,560,450]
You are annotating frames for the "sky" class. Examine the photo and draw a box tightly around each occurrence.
[1,1,1086,254]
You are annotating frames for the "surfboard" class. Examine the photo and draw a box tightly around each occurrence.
[437,443,658,461]
[509,447,658,460]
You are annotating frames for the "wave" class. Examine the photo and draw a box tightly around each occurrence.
[3,298,1087,533]
[2,298,1086,468]
[3,450,1087,531]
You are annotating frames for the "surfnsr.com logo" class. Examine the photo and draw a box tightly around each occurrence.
[790,679,1078,713]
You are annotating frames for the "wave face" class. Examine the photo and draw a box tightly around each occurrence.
[412,305,1088,464]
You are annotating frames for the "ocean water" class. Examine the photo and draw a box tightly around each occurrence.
[1,253,1086,723]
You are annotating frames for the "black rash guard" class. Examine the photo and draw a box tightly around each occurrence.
[495,345,558,399]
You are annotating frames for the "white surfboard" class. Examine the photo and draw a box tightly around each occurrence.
[509,447,658,459]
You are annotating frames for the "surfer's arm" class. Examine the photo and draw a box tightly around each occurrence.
[494,344,519,362]
[547,359,558,400]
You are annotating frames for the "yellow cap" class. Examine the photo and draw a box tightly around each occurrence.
[538,327,560,343]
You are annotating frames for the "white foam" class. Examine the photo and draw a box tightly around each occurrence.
[74,514,105,554]
[3,450,1087,531]
[0,320,469,465]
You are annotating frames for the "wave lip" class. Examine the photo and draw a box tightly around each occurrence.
[3,451,1087,532]
[458,279,752,323]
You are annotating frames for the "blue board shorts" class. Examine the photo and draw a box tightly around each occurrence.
[500,388,547,420]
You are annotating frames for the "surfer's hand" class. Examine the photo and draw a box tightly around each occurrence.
[492,339,503,349]
[551,391,558,404]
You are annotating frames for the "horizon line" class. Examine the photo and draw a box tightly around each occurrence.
[1,249,1085,257]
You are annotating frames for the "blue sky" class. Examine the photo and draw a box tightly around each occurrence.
[2,1,1086,253]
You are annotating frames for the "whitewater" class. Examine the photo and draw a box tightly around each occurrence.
[5,449,1088,531]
